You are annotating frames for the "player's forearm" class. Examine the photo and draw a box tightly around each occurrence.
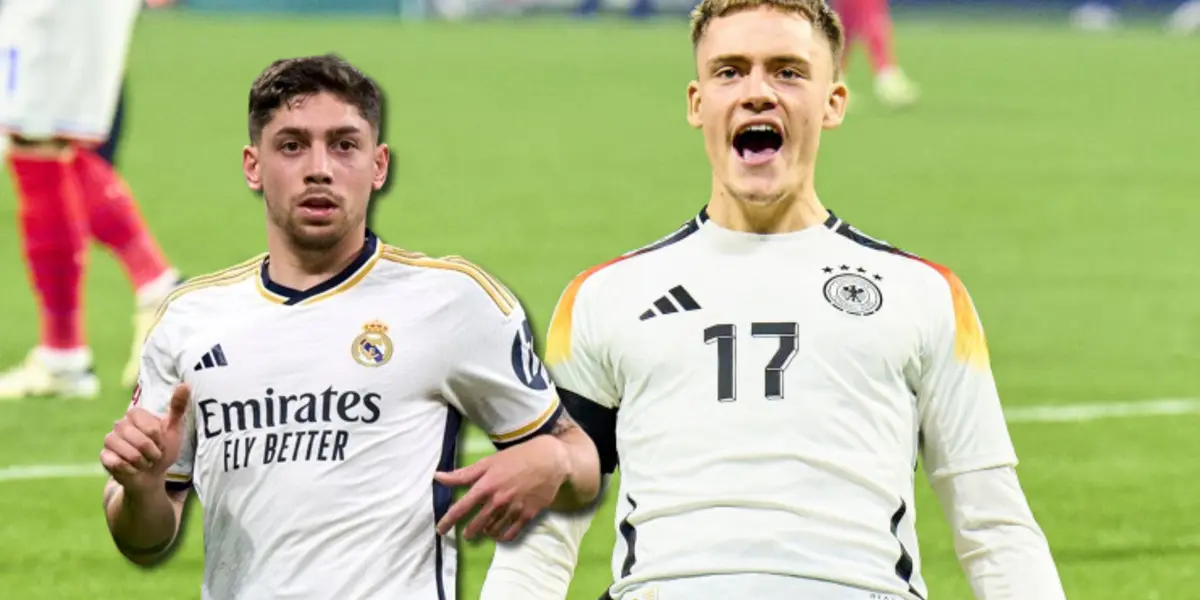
[933,467,1066,600]
[548,427,601,511]
[103,480,181,567]
[958,527,1065,600]
[482,502,597,600]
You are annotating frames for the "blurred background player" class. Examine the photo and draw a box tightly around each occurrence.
[832,0,919,107]
[0,0,181,400]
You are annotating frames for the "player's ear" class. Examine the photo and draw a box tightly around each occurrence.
[686,80,703,129]
[243,145,262,192]
[373,143,389,191]
[822,80,848,130]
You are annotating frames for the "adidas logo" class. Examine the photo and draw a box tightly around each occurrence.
[639,285,701,321]
[194,344,229,371]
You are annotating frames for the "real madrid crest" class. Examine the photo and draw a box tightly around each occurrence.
[352,320,394,367]
[822,265,884,316]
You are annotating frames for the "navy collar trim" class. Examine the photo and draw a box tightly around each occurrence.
[260,230,379,306]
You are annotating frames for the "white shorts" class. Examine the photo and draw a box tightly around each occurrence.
[619,573,907,600]
[0,0,140,141]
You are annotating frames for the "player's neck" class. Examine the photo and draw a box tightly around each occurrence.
[266,228,368,291]
[707,187,829,235]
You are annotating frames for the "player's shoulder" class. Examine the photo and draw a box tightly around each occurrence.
[825,216,972,303]
[153,253,267,326]
[559,211,706,301]
[375,243,520,318]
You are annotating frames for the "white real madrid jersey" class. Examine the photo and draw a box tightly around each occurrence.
[542,208,1019,600]
[131,231,562,600]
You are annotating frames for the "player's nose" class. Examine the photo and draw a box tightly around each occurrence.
[303,145,334,185]
[740,71,778,112]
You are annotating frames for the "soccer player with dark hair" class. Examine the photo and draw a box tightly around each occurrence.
[482,1,1063,599]
[99,54,601,599]
[0,1,181,399]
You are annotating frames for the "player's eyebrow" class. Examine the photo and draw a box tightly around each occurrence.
[272,126,312,141]
[707,53,750,71]
[272,125,364,141]
[325,125,364,139]
[706,53,814,71]
[772,53,812,68]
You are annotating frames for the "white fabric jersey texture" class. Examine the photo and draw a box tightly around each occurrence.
[487,207,1023,600]
[131,231,563,600]
[0,0,140,141]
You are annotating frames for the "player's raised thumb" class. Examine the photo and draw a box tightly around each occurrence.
[164,383,191,430]
[434,460,487,487]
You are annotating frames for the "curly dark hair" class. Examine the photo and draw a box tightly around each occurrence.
[247,54,383,143]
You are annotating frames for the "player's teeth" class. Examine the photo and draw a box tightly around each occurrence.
[742,124,779,135]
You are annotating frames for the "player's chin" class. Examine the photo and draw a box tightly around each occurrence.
[727,173,788,205]
[288,218,347,250]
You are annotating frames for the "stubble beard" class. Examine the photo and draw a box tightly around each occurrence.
[265,193,353,253]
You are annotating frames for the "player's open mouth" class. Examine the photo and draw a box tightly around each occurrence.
[733,123,784,166]
[299,196,338,218]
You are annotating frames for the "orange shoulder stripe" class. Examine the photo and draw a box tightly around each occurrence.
[545,219,703,366]
[545,256,628,366]
[909,257,990,369]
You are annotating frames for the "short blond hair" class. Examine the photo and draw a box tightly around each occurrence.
[690,0,845,79]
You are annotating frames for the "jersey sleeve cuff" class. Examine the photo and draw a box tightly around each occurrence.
[926,451,1019,482]
[165,472,193,492]
[491,400,564,450]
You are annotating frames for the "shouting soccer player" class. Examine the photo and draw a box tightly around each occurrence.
[0,0,183,400]
[481,1,1065,599]
[99,55,601,599]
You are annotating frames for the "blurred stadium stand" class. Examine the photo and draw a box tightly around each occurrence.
[177,0,1192,16]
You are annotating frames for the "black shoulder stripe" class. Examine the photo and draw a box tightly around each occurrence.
[559,388,618,474]
[833,220,917,258]
[618,215,702,262]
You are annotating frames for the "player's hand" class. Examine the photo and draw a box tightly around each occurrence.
[100,384,191,497]
[434,435,571,542]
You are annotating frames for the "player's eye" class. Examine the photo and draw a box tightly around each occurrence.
[778,68,803,80]
[334,139,358,152]
[714,66,739,79]
[279,140,302,153]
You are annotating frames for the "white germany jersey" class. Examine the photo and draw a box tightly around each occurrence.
[131,231,562,600]
[544,208,1019,600]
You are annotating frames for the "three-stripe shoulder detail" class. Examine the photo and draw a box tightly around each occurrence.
[380,246,518,316]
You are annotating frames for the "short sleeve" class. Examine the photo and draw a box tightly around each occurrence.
[133,313,196,492]
[544,272,620,409]
[444,287,563,450]
[916,268,1018,482]
[544,272,621,473]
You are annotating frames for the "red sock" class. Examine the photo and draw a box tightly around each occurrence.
[8,151,89,350]
[72,147,171,290]
[834,0,861,73]
[861,0,897,73]
[835,0,896,73]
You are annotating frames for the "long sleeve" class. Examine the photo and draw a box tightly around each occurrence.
[931,467,1066,600]
[481,496,600,600]
[482,266,620,600]
[915,265,1063,598]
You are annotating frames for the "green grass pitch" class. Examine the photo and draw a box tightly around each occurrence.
[0,11,1197,599]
